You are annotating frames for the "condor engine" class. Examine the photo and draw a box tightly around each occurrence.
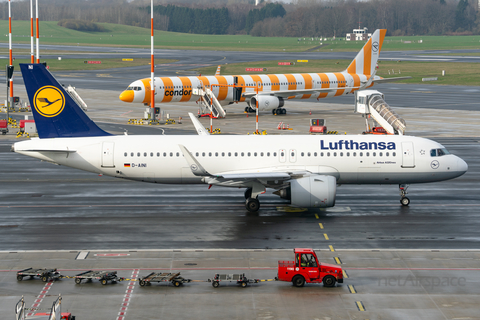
[249,95,284,111]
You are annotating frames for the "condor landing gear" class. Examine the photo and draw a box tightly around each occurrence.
[399,184,410,206]
[245,106,256,113]
[272,108,286,115]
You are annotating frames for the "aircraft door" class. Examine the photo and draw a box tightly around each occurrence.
[279,149,286,163]
[401,141,415,168]
[289,149,297,163]
[101,142,115,168]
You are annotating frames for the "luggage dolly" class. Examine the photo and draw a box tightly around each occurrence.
[16,268,61,282]
[74,270,124,285]
[209,273,259,288]
[138,272,191,287]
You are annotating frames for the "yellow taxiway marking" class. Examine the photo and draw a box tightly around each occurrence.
[334,257,342,264]
[342,270,349,278]
[324,233,329,240]
[348,285,357,294]
[319,223,324,229]
[355,301,365,311]
[329,245,335,252]
[315,214,319,219]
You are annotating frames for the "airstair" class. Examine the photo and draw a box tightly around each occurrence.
[65,85,88,112]
[355,90,406,135]
[192,87,226,118]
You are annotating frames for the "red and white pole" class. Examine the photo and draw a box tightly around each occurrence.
[36,0,39,63]
[150,0,155,121]
[8,0,13,119]
[30,0,34,63]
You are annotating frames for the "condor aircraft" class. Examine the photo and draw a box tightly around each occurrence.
[119,29,408,115]
[14,64,467,212]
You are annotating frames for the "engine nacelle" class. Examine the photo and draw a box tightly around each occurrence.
[290,175,336,208]
[249,95,284,111]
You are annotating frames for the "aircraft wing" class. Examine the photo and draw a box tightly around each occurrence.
[373,76,412,84]
[242,87,358,99]
[179,144,304,188]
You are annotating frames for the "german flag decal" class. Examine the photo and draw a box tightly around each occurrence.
[124,163,131,167]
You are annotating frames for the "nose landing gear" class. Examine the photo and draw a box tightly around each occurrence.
[399,184,410,206]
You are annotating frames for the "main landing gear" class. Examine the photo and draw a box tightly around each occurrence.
[399,184,410,206]
[272,108,286,115]
[244,188,260,212]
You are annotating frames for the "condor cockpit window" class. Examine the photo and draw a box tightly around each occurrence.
[430,148,450,157]
[126,86,142,91]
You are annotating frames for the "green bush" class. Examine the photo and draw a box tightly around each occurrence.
[57,19,105,32]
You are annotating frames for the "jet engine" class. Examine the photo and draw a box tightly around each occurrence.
[283,175,336,208]
[249,95,284,111]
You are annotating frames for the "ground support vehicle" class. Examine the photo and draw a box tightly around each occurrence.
[74,270,124,285]
[209,273,259,288]
[0,119,8,135]
[309,118,327,134]
[16,268,61,282]
[138,272,191,287]
[276,248,343,287]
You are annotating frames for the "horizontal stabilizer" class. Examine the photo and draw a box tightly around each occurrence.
[373,76,412,84]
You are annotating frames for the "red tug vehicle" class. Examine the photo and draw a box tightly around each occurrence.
[276,248,343,287]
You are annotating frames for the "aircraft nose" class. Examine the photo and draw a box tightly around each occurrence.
[119,90,134,103]
[457,157,468,175]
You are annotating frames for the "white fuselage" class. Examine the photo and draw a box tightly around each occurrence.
[14,134,467,186]
[121,72,375,106]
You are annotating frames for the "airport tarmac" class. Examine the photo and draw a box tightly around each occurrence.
[1,77,480,318]
[1,250,480,320]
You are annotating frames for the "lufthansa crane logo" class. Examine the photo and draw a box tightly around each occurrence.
[33,86,65,118]
[372,41,379,53]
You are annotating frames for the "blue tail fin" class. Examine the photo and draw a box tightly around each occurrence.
[20,63,111,138]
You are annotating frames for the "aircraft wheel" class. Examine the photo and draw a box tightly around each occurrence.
[281,108,287,115]
[245,107,249,112]
[401,197,410,206]
[245,198,260,212]
[244,188,252,199]
[272,108,276,115]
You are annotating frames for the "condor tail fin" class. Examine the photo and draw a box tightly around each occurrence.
[345,29,386,76]
[20,63,111,139]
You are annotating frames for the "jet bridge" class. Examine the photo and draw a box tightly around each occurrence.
[355,90,406,135]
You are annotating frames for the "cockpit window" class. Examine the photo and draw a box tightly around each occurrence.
[125,86,141,91]
[430,148,450,157]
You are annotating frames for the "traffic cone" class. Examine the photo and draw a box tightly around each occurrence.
[309,109,311,115]
[282,123,285,130]
[246,113,249,118]
[277,122,282,130]
[287,124,289,129]
[198,108,200,115]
